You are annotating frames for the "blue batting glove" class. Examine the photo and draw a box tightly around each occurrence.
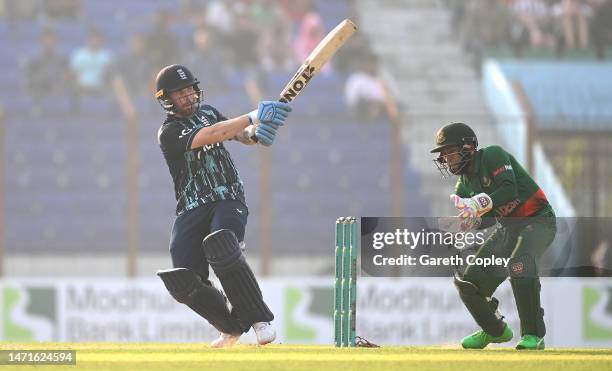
[248,101,292,126]
[255,122,279,146]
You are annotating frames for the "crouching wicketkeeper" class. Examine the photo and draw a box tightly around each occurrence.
[431,123,556,350]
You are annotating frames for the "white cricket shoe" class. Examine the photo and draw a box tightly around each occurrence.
[210,332,241,348]
[253,322,276,345]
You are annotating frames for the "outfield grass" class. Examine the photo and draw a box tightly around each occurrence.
[2,343,612,371]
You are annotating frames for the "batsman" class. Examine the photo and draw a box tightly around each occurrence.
[154,64,292,348]
[431,123,557,350]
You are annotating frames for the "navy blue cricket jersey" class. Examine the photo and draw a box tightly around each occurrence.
[158,104,246,215]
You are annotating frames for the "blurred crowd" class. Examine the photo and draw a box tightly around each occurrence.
[447,0,612,69]
[2,0,393,122]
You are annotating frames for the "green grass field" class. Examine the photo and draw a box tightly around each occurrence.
[2,343,612,371]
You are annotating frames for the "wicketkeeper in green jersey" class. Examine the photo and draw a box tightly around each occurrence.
[431,123,557,350]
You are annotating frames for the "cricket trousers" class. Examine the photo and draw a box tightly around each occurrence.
[169,199,248,281]
[462,211,557,337]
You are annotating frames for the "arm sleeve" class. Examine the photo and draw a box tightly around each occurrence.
[158,124,201,159]
[483,145,519,208]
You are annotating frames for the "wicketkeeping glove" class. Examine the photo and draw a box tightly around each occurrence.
[450,193,493,218]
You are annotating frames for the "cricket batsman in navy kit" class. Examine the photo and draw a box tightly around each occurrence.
[154,64,291,348]
[431,123,557,350]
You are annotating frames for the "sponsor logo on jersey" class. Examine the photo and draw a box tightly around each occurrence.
[179,128,193,138]
[492,164,513,177]
[195,143,222,157]
[496,199,520,217]
[179,129,193,138]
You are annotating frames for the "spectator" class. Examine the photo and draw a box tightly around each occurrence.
[205,0,234,35]
[204,0,272,73]
[205,0,236,68]
[590,0,612,59]
[251,0,289,32]
[257,23,295,73]
[70,26,113,94]
[186,27,228,92]
[279,0,313,24]
[294,12,324,63]
[552,0,591,50]
[251,0,294,72]
[229,2,259,72]
[144,10,182,72]
[344,54,391,122]
[509,0,556,54]
[69,27,113,112]
[25,28,71,114]
[112,34,153,97]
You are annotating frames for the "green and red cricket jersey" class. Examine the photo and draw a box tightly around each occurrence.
[455,145,553,218]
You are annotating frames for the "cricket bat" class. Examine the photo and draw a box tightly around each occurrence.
[279,19,357,103]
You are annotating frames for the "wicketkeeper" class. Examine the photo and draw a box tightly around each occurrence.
[431,123,556,350]
[154,64,291,348]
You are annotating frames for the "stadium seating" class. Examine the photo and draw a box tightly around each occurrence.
[499,62,612,130]
[0,0,430,253]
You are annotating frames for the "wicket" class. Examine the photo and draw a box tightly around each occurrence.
[334,217,358,347]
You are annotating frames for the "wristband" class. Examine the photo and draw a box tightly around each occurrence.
[248,109,259,125]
